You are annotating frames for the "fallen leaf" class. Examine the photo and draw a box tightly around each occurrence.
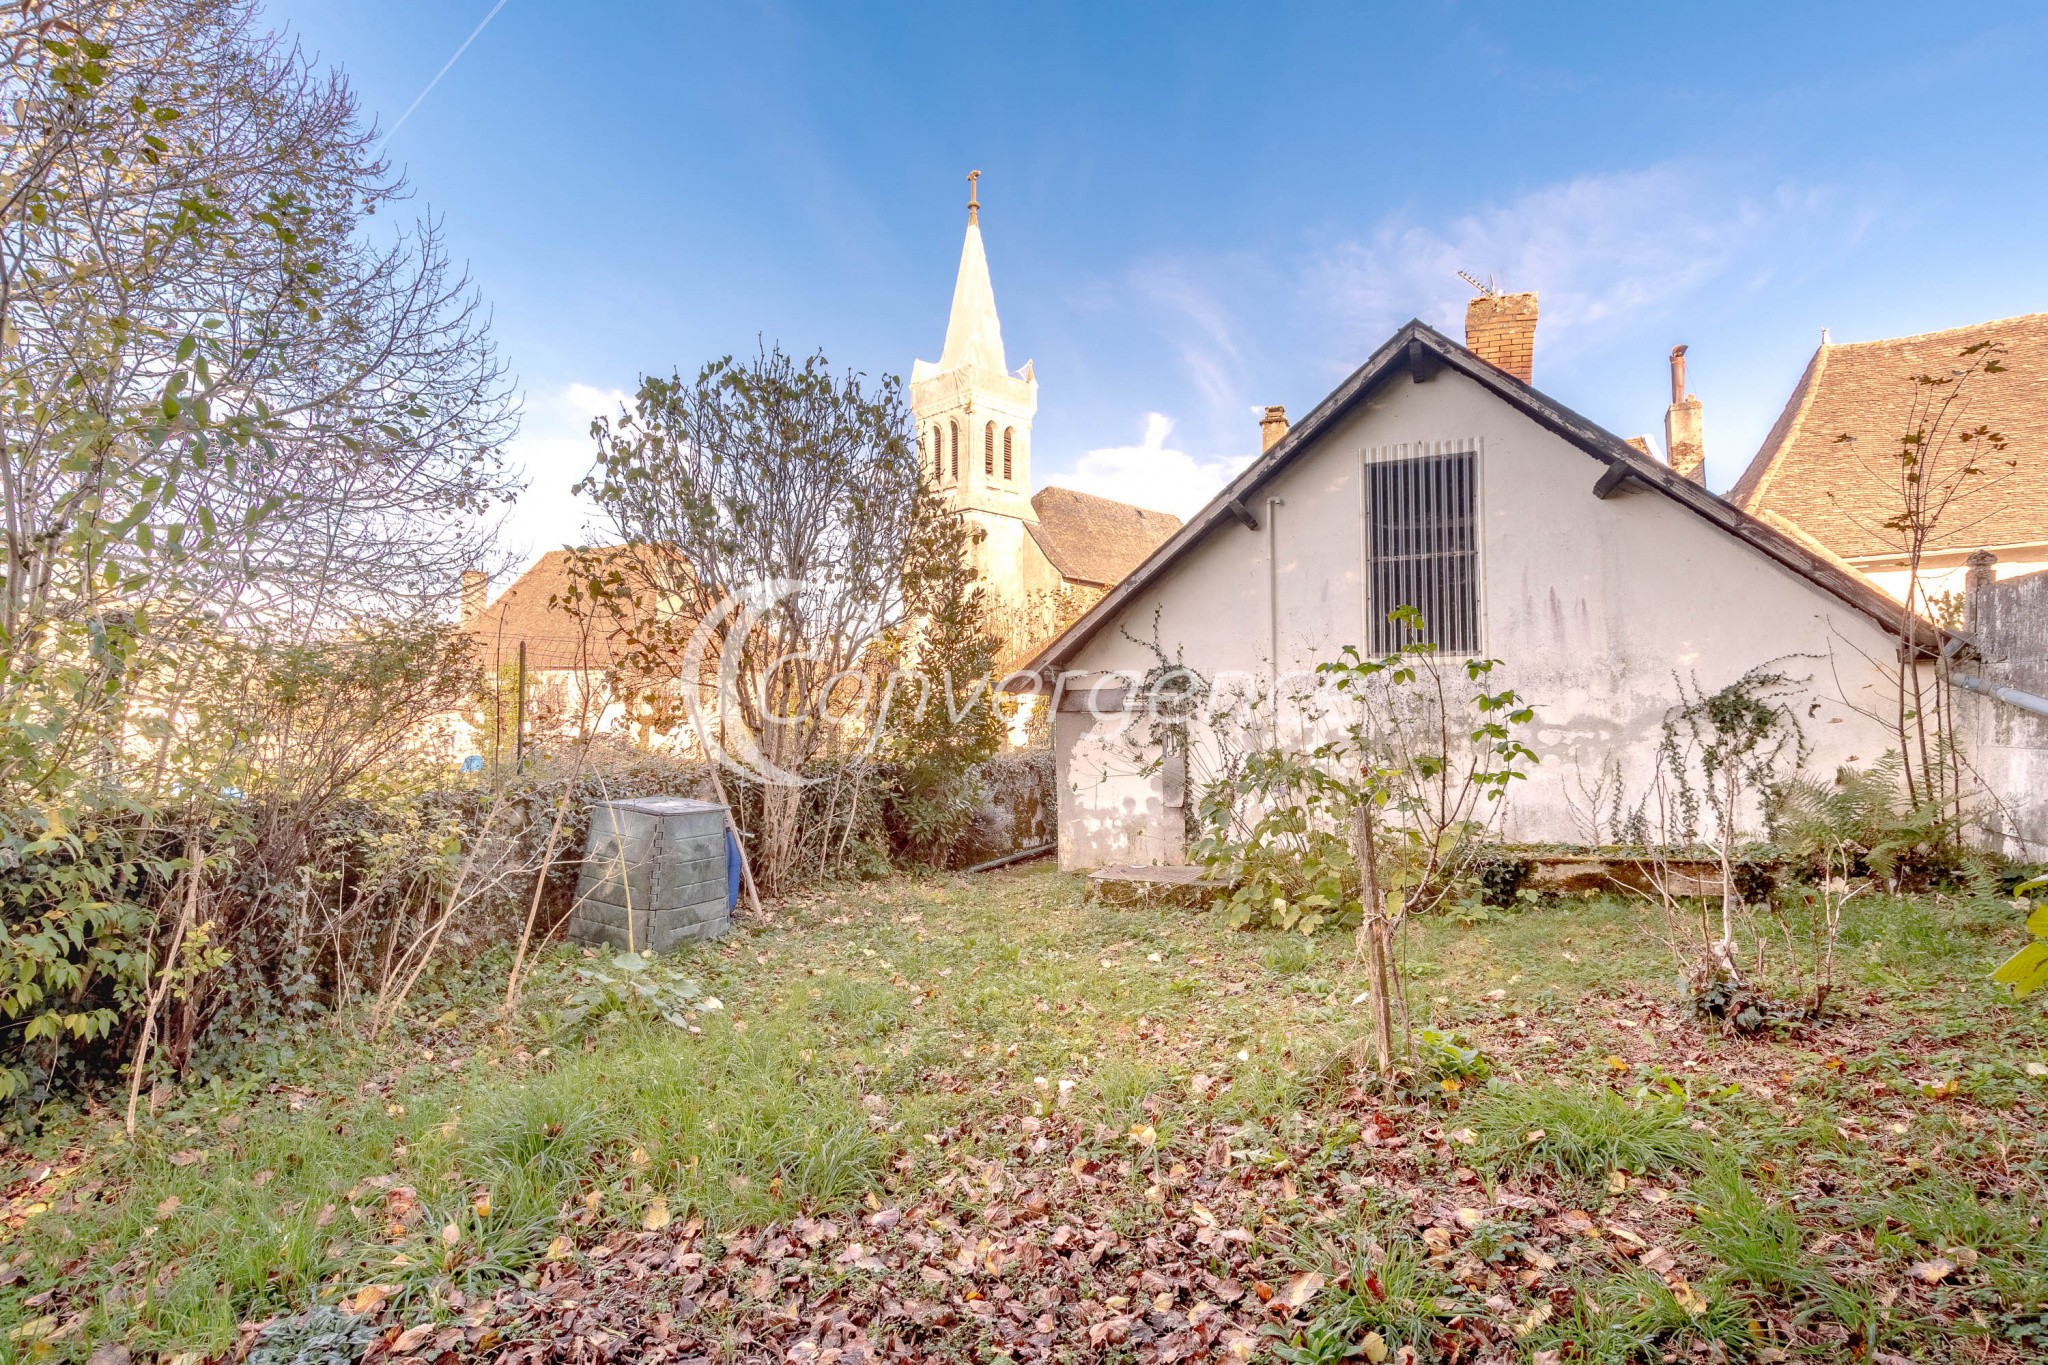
[1668,1278,1709,1316]
[7,1317,56,1344]
[1447,1127,1477,1146]
[643,1196,672,1231]
[1278,1271,1324,1308]
[2025,1062,2048,1078]
[1129,1123,1157,1148]
[154,1195,180,1220]
[1640,1246,1677,1276]
[1522,1128,1547,1144]
[1514,1302,1554,1338]
[440,1221,460,1245]
[167,1149,203,1167]
[545,1235,575,1261]
[1607,1168,1629,1192]
[1361,1329,1389,1362]
[391,1324,436,1353]
[1910,1257,1956,1284]
[342,1283,395,1315]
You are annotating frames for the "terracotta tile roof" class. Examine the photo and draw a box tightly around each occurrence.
[462,547,671,671]
[1026,486,1183,588]
[1730,313,2048,561]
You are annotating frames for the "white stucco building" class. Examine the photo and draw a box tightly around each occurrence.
[1016,303,1936,870]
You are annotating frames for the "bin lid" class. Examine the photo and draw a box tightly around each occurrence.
[593,796,728,817]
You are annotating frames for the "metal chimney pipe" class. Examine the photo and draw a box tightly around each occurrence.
[1669,345,1688,405]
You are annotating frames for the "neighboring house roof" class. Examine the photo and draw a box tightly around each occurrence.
[462,547,663,670]
[1020,320,1939,681]
[1730,313,2048,561]
[1026,486,1183,588]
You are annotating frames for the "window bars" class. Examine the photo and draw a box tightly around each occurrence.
[1365,446,1480,655]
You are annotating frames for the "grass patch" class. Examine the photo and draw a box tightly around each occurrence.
[8,873,2046,1363]
[1469,1081,1701,1180]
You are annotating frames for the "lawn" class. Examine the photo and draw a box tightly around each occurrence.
[4,866,2046,1363]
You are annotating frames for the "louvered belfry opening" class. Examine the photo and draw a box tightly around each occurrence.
[1366,446,1480,655]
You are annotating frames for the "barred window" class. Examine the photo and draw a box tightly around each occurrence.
[985,421,996,475]
[931,425,943,478]
[1366,448,1479,654]
[948,420,958,477]
[1002,427,1014,480]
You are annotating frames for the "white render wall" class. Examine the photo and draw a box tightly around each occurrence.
[1052,367,1907,870]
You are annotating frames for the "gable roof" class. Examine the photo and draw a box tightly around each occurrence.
[1730,313,2048,560]
[1026,486,1183,588]
[1019,320,1936,681]
[462,547,666,671]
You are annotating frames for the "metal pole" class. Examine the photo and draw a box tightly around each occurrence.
[515,639,528,769]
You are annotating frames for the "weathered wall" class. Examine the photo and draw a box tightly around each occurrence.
[1052,366,1907,870]
[1859,551,2048,606]
[1964,568,2048,859]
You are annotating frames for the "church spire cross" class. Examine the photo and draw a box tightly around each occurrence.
[967,169,980,225]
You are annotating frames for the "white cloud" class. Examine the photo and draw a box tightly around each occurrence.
[495,381,629,570]
[1055,412,1251,519]
[1306,163,1844,363]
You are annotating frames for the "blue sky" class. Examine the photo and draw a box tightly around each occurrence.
[265,1,2048,572]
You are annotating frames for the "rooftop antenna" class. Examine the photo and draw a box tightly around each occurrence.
[1457,269,1501,298]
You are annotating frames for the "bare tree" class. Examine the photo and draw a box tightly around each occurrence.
[0,1,520,1100]
[0,0,518,808]
[1828,342,2012,812]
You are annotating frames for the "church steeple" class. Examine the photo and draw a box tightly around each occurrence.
[939,171,1007,374]
[910,172,1041,595]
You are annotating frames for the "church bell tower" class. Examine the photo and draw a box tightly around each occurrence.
[910,172,1040,606]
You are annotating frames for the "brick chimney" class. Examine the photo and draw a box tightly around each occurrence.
[460,568,488,624]
[1259,405,1290,452]
[1464,291,1538,382]
[1664,345,1705,483]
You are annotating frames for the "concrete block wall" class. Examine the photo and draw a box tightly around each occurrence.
[1966,567,2048,859]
